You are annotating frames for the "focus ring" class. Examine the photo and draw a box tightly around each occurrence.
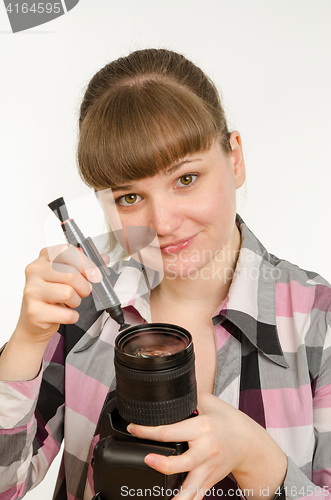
[117,391,197,426]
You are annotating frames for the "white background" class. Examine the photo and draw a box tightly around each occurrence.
[0,1,330,498]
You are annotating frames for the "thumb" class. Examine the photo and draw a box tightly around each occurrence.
[101,253,110,266]
[85,253,110,283]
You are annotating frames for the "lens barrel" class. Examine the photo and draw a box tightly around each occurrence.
[115,323,197,426]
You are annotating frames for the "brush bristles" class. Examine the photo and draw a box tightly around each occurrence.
[48,197,69,223]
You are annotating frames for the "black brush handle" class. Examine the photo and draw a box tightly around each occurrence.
[48,197,129,330]
[61,220,127,329]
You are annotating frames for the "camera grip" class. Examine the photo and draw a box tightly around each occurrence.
[93,438,185,500]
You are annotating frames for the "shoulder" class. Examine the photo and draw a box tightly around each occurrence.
[266,255,331,383]
[272,255,331,319]
[237,214,331,317]
[272,253,330,288]
[237,215,331,356]
[271,257,331,384]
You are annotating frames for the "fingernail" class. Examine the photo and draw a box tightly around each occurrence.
[127,424,135,435]
[145,455,157,468]
[87,268,101,283]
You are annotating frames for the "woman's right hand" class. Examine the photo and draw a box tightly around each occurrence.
[0,244,107,382]
[14,244,106,346]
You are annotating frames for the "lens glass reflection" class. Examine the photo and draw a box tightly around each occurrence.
[121,331,189,358]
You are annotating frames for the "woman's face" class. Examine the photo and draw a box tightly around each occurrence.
[99,133,246,279]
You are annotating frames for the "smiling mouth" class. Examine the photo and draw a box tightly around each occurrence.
[160,235,198,254]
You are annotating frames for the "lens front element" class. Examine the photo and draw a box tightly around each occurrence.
[120,330,189,358]
[115,323,197,425]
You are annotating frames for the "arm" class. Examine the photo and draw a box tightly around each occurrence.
[279,315,331,500]
[0,244,96,498]
[0,331,65,498]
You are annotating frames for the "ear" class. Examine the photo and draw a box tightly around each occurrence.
[229,130,246,189]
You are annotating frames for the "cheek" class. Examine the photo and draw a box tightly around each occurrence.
[113,209,145,231]
[101,205,149,254]
[100,202,124,232]
[195,183,236,226]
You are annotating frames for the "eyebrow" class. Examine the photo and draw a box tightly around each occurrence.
[110,184,135,193]
[164,158,202,175]
[108,158,203,192]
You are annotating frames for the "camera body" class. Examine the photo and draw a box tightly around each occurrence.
[92,323,197,500]
[92,397,189,500]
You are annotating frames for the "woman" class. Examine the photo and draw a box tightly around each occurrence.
[0,49,330,500]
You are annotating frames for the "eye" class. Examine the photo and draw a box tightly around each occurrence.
[177,174,197,187]
[117,193,142,206]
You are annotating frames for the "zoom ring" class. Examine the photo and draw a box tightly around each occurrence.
[117,391,197,426]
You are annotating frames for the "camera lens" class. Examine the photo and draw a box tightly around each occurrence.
[115,323,197,426]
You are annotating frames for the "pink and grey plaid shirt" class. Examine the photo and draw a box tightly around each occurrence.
[0,215,330,500]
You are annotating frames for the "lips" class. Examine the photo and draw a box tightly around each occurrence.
[160,234,198,254]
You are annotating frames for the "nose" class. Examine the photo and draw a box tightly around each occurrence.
[147,197,184,236]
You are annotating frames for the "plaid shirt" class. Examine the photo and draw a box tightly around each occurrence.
[0,215,330,500]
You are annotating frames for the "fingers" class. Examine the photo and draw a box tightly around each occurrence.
[16,242,112,343]
[127,394,221,444]
[100,253,110,266]
[23,300,80,328]
[25,280,83,309]
[143,455,213,500]
[179,467,211,500]
[144,444,206,475]
[127,394,234,500]
[41,244,108,283]
[20,245,99,335]
[26,257,92,301]
[40,263,92,299]
[127,416,200,444]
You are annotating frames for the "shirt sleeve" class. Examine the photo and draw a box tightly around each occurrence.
[282,311,331,500]
[0,332,65,499]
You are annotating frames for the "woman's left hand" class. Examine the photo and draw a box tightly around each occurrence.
[127,393,287,500]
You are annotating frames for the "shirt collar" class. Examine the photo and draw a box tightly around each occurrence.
[212,214,288,368]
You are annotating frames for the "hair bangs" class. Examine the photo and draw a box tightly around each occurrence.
[78,78,218,190]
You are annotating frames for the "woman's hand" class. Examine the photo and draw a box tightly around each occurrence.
[0,243,110,382]
[127,393,287,500]
[15,244,109,346]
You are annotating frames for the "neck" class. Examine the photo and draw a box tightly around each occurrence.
[151,225,241,311]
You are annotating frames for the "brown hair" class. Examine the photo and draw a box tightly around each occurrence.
[77,48,231,190]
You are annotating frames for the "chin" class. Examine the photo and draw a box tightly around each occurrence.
[163,261,207,280]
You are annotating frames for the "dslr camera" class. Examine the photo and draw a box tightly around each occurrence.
[92,323,197,500]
